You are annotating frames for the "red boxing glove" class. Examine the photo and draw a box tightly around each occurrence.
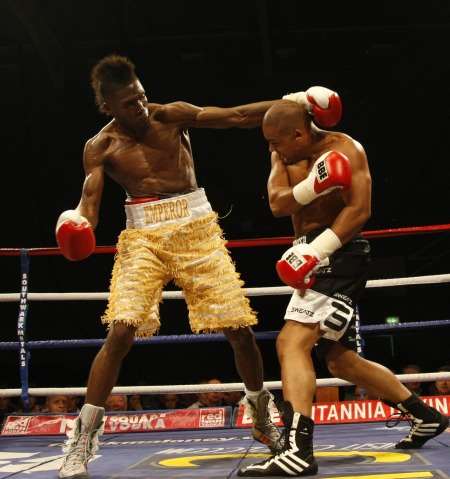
[306,86,342,128]
[55,210,96,261]
[282,86,342,128]
[276,229,342,290]
[276,244,320,290]
[293,150,351,205]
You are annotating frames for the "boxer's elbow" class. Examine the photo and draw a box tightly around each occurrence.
[359,202,372,224]
[229,110,257,128]
[349,204,371,230]
[270,205,287,218]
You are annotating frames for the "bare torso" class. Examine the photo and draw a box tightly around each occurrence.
[93,104,198,197]
[285,132,353,237]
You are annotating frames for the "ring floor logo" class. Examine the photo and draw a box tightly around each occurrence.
[0,422,448,478]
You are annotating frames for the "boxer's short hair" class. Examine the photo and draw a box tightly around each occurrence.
[91,54,137,113]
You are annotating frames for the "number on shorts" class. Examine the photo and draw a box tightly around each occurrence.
[323,301,352,332]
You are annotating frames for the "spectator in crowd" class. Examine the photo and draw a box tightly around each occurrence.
[177,393,198,409]
[15,396,43,414]
[223,390,244,408]
[402,364,424,395]
[105,394,128,412]
[0,396,16,425]
[159,393,180,410]
[66,396,82,413]
[44,395,69,413]
[344,385,378,401]
[429,365,450,396]
[188,379,224,408]
[133,380,159,410]
[128,394,144,411]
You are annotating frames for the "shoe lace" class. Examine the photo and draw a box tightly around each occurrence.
[244,393,282,445]
[386,411,420,440]
[385,411,411,428]
[62,419,104,470]
[63,432,92,469]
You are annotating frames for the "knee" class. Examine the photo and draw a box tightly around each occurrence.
[224,327,256,351]
[326,357,342,378]
[276,325,311,357]
[276,331,293,358]
[104,323,136,357]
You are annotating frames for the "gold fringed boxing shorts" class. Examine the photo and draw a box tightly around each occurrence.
[102,189,257,337]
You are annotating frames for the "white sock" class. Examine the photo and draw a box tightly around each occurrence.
[79,403,105,431]
[245,387,264,402]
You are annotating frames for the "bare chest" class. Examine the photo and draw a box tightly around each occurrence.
[102,131,196,195]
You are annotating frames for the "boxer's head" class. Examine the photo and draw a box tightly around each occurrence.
[91,54,149,130]
[263,100,311,161]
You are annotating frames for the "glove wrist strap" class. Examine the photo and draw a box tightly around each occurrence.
[310,228,342,260]
[292,176,315,205]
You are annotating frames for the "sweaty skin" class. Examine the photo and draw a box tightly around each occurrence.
[264,109,411,418]
[78,80,276,228]
[71,79,281,409]
[266,129,372,244]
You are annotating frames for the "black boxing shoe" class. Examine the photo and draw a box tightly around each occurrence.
[385,393,449,449]
[238,401,318,477]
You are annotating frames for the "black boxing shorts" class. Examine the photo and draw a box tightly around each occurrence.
[284,228,370,356]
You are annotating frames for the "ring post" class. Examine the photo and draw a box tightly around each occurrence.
[17,249,31,411]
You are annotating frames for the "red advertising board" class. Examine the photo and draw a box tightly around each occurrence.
[1,407,230,436]
[233,395,450,427]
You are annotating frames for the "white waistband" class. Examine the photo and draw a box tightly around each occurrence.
[125,188,212,229]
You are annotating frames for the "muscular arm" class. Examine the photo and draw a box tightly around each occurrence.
[153,100,277,129]
[267,152,302,217]
[76,138,106,229]
[331,141,372,244]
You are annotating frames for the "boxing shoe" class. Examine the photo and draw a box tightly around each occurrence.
[238,401,318,476]
[385,393,449,448]
[243,390,283,454]
[59,404,104,479]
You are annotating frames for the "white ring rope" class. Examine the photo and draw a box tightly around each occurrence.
[0,273,449,302]
[1,372,449,398]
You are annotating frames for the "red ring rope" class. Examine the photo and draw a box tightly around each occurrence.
[1,223,449,256]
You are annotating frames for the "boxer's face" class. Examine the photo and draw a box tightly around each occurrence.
[263,124,303,161]
[104,79,149,130]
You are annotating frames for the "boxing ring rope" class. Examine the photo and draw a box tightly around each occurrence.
[1,320,450,352]
[1,273,450,303]
[1,223,449,404]
[1,223,449,256]
[1,373,450,398]
[1,273,450,304]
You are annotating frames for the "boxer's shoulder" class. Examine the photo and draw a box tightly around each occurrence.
[319,132,365,159]
[84,123,122,164]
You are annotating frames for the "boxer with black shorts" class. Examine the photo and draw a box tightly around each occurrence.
[239,97,449,477]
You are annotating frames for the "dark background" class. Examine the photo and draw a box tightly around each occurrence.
[0,0,449,389]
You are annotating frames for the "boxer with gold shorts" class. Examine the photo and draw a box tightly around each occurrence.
[103,189,257,336]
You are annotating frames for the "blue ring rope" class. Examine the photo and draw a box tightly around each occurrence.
[1,319,449,351]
